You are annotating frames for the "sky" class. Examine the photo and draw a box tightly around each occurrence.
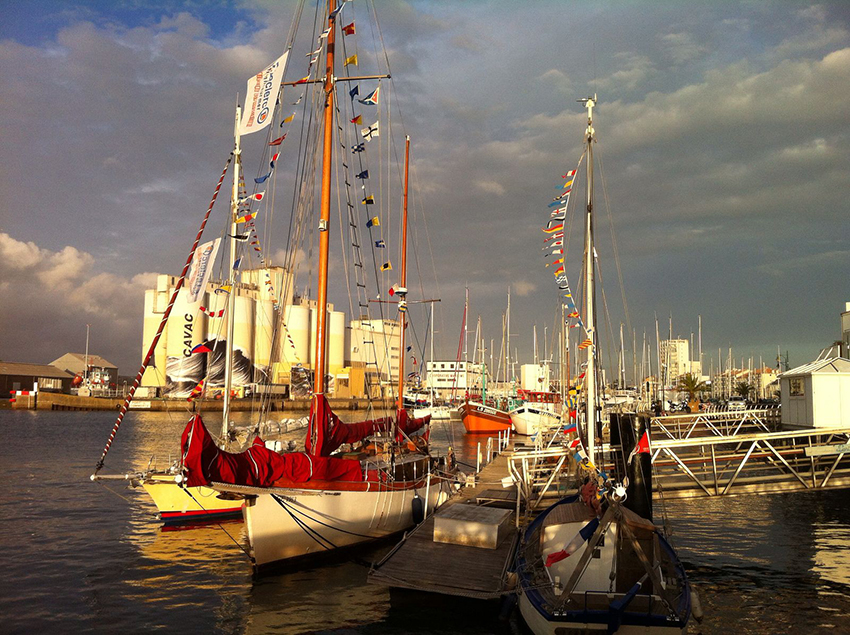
[1,0,849,380]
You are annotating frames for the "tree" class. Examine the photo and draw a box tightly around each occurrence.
[734,381,751,398]
[676,373,708,402]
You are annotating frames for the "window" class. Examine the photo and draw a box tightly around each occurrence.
[790,378,804,397]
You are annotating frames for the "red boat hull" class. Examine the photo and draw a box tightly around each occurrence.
[460,401,512,434]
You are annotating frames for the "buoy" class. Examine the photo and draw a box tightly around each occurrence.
[690,586,704,623]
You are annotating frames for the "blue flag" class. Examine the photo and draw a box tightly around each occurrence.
[349,85,359,99]
[356,170,369,179]
[352,143,365,153]
[375,239,386,248]
[255,172,271,184]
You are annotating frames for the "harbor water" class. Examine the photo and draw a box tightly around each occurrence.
[1,409,849,634]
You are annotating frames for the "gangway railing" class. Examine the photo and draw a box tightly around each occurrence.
[651,408,780,441]
[644,427,850,498]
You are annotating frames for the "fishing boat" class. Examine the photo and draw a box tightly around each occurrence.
[459,399,513,434]
[514,95,692,633]
[510,390,561,436]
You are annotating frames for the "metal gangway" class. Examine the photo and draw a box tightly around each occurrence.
[648,426,850,499]
[650,407,781,440]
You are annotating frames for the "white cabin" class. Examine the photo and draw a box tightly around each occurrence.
[779,357,850,429]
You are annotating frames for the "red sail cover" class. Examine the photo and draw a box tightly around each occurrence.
[180,415,362,488]
[396,408,430,440]
[306,395,391,456]
[305,395,431,457]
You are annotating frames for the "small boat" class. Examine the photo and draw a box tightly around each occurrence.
[515,495,691,634]
[514,95,692,633]
[510,390,561,436]
[459,399,513,434]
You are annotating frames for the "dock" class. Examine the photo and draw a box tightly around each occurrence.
[369,436,577,599]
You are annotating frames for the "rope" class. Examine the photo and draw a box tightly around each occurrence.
[94,154,233,474]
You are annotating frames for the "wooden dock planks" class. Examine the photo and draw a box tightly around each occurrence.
[368,450,520,599]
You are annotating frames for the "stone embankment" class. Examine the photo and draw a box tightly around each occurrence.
[10,392,391,412]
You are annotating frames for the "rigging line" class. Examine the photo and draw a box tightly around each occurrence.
[271,493,338,550]
[181,487,252,559]
[273,492,383,539]
[94,154,232,473]
[597,150,632,339]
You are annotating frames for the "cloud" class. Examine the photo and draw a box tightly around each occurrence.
[661,32,706,64]
[0,232,156,370]
[474,180,506,196]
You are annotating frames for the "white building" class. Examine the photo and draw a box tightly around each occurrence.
[660,339,691,385]
[780,357,850,429]
[424,360,484,399]
[347,318,401,385]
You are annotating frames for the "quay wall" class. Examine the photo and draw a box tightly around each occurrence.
[9,392,391,413]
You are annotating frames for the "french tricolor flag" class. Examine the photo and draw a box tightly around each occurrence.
[545,517,600,567]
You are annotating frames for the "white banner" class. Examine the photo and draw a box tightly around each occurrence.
[185,238,221,305]
[239,51,289,136]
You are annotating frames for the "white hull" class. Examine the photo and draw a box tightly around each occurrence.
[510,406,561,436]
[412,406,452,420]
[244,477,446,568]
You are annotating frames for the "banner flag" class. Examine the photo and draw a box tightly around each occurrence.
[185,238,221,304]
[240,52,289,136]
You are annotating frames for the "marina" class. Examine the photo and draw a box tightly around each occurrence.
[3,0,850,633]
[4,409,850,633]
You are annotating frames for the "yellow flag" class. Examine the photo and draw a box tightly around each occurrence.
[380,262,392,271]
[283,114,295,124]
[344,54,358,67]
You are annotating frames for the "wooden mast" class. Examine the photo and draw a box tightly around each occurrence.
[313,0,336,397]
[397,136,410,409]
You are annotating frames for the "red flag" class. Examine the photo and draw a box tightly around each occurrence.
[351,114,362,125]
[342,21,356,35]
[269,134,286,146]
[627,431,651,463]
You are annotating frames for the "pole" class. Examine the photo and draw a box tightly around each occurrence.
[582,95,597,464]
[397,136,410,410]
[313,0,337,396]
[223,104,241,436]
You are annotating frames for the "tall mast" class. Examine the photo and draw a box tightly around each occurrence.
[223,104,241,436]
[84,323,90,387]
[429,301,435,403]
[313,0,337,396]
[506,288,511,382]
[581,95,597,462]
[396,136,410,409]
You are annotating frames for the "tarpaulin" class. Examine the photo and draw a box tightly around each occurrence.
[180,415,362,487]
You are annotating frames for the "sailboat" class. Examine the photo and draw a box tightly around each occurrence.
[89,138,256,523]
[514,96,692,633]
[160,1,453,570]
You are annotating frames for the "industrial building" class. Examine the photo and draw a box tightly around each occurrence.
[51,353,118,391]
[0,362,73,395]
[138,267,345,398]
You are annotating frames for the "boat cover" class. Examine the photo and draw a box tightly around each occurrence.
[305,394,430,457]
[180,414,362,487]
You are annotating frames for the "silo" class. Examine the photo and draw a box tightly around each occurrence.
[283,304,311,370]
[203,291,229,342]
[233,294,255,385]
[164,285,207,391]
[140,288,168,389]
[309,307,319,368]
[328,310,346,375]
[254,298,275,373]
